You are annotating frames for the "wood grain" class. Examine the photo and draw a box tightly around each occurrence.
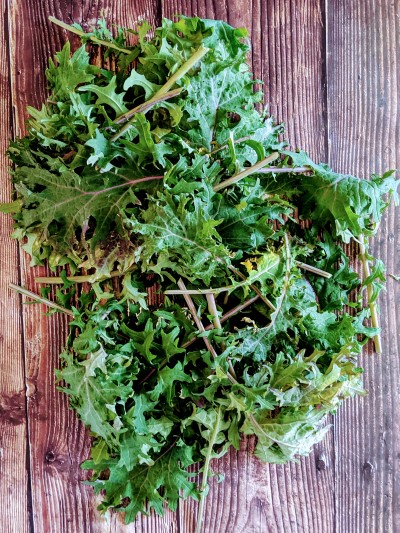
[0,0,30,531]
[326,1,400,532]
[162,3,333,532]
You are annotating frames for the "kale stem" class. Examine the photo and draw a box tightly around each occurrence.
[48,16,132,54]
[182,295,259,350]
[210,140,309,175]
[165,287,231,295]
[137,367,157,387]
[34,270,126,284]
[166,276,273,296]
[213,152,279,192]
[206,293,237,380]
[113,88,182,125]
[9,283,74,317]
[177,280,237,386]
[358,234,382,353]
[111,45,209,141]
[218,295,260,322]
[263,234,291,334]
[166,269,279,304]
[295,261,332,279]
[195,406,222,533]
[177,279,218,358]
[257,166,310,174]
[206,293,223,331]
[155,46,209,97]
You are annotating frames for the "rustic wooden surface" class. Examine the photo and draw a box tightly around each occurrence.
[0,1,398,532]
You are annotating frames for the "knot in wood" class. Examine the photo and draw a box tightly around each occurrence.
[316,452,328,471]
[45,450,55,463]
[363,461,375,481]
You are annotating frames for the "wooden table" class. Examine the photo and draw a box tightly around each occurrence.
[1,2,399,532]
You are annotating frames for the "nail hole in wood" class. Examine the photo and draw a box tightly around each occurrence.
[316,453,328,471]
[45,451,55,463]
[363,461,375,481]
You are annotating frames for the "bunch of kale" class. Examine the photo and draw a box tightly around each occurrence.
[2,16,397,525]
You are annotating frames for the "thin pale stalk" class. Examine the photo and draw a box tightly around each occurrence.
[182,295,259,350]
[83,175,163,196]
[177,279,218,358]
[210,138,309,175]
[262,234,292,335]
[206,293,237,380]
[213,153,279,192]
[111,46,209,141]
[217,295,260,323]
[163,243,275,310]
[49,16,132,54]
[296,261,332,279]
[177,281,236,386]
[166,267,275,311]
[35,269,131,285]
[113,88,182,125]
[165,286,230,296]
[195,406,222,533]
[358,234,382,353]
[258,166,309,174]
[9,283,74,317]
[154,46,209,97]
[166,273,277,302]
[206,294,223,331]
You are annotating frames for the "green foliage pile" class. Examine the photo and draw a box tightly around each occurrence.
[2,16,398,528]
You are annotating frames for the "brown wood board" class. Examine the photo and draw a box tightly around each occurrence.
[326,2,400,532]
[0,1,398,532]
[0,0,30,531]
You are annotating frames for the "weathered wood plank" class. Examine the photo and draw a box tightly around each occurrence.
[8,1,175,531]
[0,1,30,532]
[161,3,333,532]
[326,1,400,532]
